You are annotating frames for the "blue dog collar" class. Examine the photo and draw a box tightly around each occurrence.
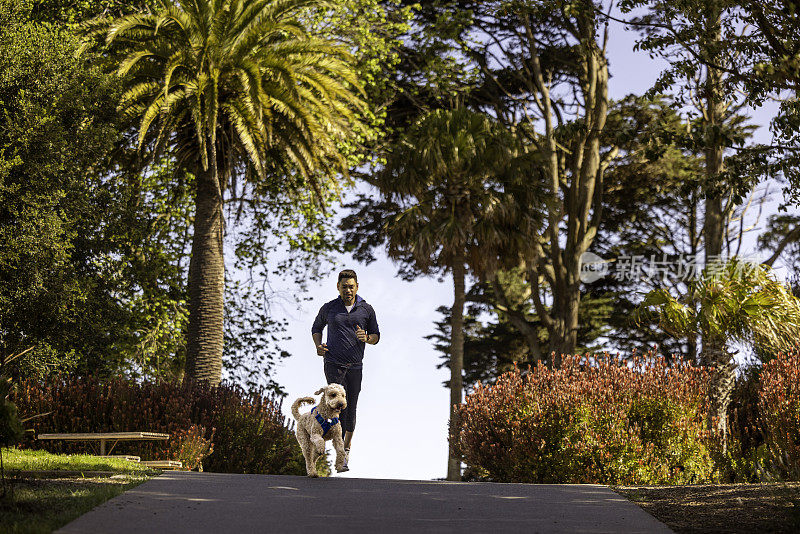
[311,406,339,436]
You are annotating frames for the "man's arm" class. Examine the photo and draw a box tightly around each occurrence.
[312,332,328,356]
[366,305,380,345]
[312,303,328,356]
[355,325,378,345]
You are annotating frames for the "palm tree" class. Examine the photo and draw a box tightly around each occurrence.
[376,107,541,480]
[639,258,800,447]
[81,0,366,384]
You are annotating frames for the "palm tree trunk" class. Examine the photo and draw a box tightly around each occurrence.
[185,146,225,385]
[447,256,466,481]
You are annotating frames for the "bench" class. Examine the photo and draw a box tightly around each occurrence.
[105,455,141,462]
[141,460,183,469]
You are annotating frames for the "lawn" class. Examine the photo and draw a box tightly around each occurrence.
[0,448,157,534]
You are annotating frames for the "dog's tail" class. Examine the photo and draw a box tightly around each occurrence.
[291,397,316,420]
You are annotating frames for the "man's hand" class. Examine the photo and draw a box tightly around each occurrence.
[355,325,368,343]
[316,343,328,356]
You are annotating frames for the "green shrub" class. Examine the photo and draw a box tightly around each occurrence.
[758,350,800,480]
[13,376,305,475]
[458,354,715,484]
[0,376,23,447]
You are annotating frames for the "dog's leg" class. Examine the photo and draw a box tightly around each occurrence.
[308,430,326,477]
[310,432,326,457]
[309,435,323,478]
[306,441,318,478]
[297,427,317,477]
[332,428,346,472]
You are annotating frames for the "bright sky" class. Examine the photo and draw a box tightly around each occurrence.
[266,13,786,481]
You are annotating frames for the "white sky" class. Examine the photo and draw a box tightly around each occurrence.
[262,14,789,481]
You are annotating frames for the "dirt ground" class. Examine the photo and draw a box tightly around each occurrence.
[614,483,800,533]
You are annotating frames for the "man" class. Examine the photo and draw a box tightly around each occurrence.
[311,269,380,471]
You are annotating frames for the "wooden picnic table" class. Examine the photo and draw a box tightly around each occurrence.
[37,432,170,456]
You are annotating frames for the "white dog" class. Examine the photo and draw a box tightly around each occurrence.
[291,383,348,477]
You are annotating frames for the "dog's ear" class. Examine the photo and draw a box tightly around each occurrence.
[314,387,325,395]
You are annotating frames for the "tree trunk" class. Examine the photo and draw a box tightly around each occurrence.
[447,256,466,481]
[703,8,726,263]
[490,275,543,363]
[547,49,607,366]
[700,10,731,445]
[185,150,225,385]
[508,313,543,364]
[703,142,724,263]
[703,343,737,452]
[549,286,581,368]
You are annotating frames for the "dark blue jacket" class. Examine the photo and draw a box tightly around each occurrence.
[311,295,380,369]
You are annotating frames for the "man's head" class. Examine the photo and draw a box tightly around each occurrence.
[337,269,358,305]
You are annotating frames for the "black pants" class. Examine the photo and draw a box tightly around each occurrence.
[323,361,362,433]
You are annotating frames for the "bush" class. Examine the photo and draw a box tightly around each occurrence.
[0,377,23,447]
[169,425,214,471]
[723,365,766,482]
[458,354,715,484]
[12,376,305,475]
[758,350,800,480]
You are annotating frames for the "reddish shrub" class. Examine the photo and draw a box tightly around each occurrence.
[458,354,715,484]
[13,376,305,475]
[758,350,800,480]
[169,424,214,471]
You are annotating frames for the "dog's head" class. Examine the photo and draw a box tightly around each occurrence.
[314,383,347,412]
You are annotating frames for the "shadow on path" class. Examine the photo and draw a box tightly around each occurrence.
[57,471,672,533]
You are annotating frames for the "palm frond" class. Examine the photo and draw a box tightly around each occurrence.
[86,0,366,206]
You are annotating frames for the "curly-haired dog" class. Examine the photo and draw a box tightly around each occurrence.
[291,383,348,477]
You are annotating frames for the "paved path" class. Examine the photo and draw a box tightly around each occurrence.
[57,471,672,533]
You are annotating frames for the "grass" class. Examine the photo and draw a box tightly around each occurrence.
[0,448,157,534]
[2,448,153,474]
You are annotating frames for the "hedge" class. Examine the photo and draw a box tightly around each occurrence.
[458,354,715,484]
[13,376,305,475]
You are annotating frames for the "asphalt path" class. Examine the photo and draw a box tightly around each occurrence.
[57,471,672,533]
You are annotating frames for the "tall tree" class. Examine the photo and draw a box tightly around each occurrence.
[589,95,767,361]
[0,0,165,377]
[376,107,540,480]
[617,0,752,263]
[442,0,617,362]
[82,0,369,384]
[615,1,784,434]
[429,95,747,381]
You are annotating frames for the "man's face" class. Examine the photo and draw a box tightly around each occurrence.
[337,278,358,305]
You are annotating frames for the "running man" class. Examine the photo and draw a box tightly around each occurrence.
[311,269,380,471]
